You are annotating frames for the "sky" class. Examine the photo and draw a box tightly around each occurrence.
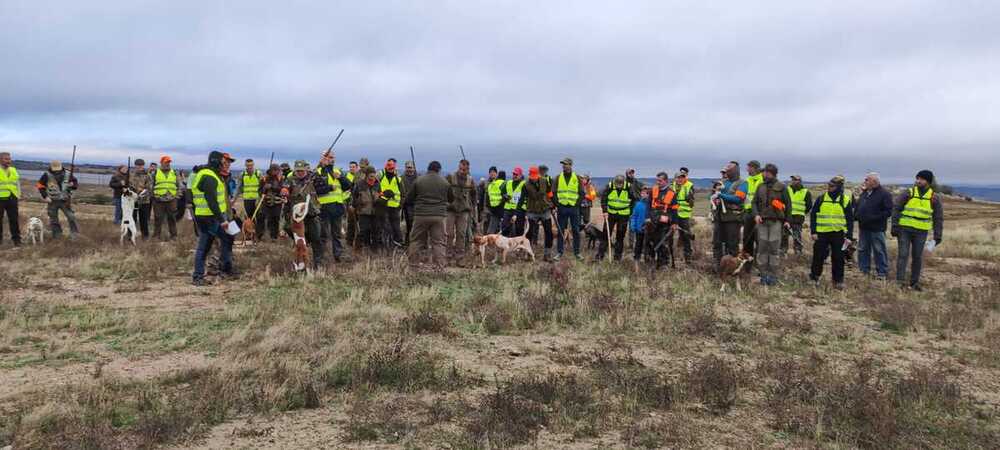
[1,0,999,184]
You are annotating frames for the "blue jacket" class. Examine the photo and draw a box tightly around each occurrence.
[630,200,648,232]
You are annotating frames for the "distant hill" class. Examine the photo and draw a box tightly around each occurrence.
[14,159,116,174]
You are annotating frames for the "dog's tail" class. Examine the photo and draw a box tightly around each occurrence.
[521,217,530,238]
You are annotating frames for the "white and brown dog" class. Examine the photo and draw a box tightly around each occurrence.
[719,251,754,292]
[473,218,535,267]
[119,188,139,246]
[290,195,311,273]
[27,217,45,245]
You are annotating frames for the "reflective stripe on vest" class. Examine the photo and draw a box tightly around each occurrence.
[675,182,692,219]
[488,179,504,207]
[154,169,178,197]
[504,180,525,210]
[556,173,579,206]
[815,192,850,233]
[0,166,19,199]
[192,168,228,216]
[318,169,345,205]
[241,170,261,199]
[899,187,933,231]
[744,173,763,211]
[607,189,630,216]
[788,186,808,217]
[380,175,401,208]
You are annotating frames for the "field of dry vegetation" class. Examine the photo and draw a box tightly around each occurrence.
[2,182,1000,449]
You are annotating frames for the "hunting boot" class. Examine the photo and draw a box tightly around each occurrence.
[543,248,551,262]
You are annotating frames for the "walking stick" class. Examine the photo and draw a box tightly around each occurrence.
[250,151,275,221]
[604,214,612,262]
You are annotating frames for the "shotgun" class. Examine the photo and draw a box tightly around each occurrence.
[409,146,417,169]
[325,129,345,156]
[64,145,77,206]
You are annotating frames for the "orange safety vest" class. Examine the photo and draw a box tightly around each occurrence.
[650,185,676,211]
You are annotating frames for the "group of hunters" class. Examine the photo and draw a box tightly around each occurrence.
[0,150,943,290]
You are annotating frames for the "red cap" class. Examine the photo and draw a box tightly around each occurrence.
[222,152,236,162]
[160,155,172,164]
[528,166,540,180]
[513,166,523,177]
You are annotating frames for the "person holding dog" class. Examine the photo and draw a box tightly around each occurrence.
[809,175,855,290]
[0,151,21,246]
[152,156,180,241]
[191,151,237,286]
[553,157,586,261]
[892,170,943,291]
[597,175,635,261]
[282,160,330,269]
[751,163,791,286]
[36,160,80,239]
[645,172,678,269]
[711,161,747,267]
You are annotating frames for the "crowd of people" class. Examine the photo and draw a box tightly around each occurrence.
[0,150,943,290]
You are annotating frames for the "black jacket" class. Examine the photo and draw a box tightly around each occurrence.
[854,185,894,232]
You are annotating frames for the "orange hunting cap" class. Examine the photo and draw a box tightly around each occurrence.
[528,166,540,180]
[160,155,172,164]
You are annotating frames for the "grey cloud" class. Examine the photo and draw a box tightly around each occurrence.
[1,0,999,183]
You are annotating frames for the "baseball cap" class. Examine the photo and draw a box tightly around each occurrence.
[560,157,573,165]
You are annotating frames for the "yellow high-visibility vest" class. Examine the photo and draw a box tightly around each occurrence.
[744,173,763,211]
[154,169,178,197]
[241,170,261,200]
[191,168,227,217]
[488,179,504,208]
[318,168,345,205]
[504,180,525,210]
[899,187,933,231]
[674,182,692,219]
[556,173,579,206]
[606,188,631,216]
[788,186,808,217]
[342,171,355,203]
[815,192,850,233]
[379,174,401,208]
[0,166,19,199]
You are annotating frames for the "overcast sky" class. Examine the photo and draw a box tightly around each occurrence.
[1,1,998,183]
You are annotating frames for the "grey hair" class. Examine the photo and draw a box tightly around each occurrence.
[865,172,881,183]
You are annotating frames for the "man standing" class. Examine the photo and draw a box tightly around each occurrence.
[0,151,21,246]
[377,159,405,249]
[579,174,597,226]
[782,175,811,255]
[521,166,555,260]
[129,158,153,239]
[855,172,893,279]
[109,164,128,225]
[283,160,330,269]
[477,167,497,234]
[486,170,506,234]
[405,161,453,269]
[191,151,237,286]
[259,164,285,240]
[645,172,678,269]
[344,160,360,246]
[316,152,352,262]
[597,175,634,261]
[446,159,476,265]
[809,176,854,289]
[36,160,80,239]
[152,156,180,240]
[500,167,527,237]
[752,164,790,286]
[352,166,382,253]
[554,157,585,261]
[238,158,262,224]
[742,160,764,257]
[671,171,695,263]
[402,160,419,246]
[892,170,943,291]
[711,161,747,266]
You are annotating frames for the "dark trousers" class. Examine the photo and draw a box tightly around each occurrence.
[581,206,592,225]
[633,232,646,260]
[153,200,178,240]
[648,222,673,268]
[243,199,257,221]
[896,228,928,286]
[113,196,123,225]
[320,203,346,260]
[556,205,581,256]
[742,214,757,256]
[501,209,525,237]
[713,220,742,265]
[302,215,325,268]
[135,203,152,239]
[597,215,629,260]
[673,217,693,262]
[403,205,415,245]
[175,193,188,221]
[356,214,379,251]
[525,212,554,250]
[48,200,79,237]
[487,208,504,234]
[0,197,20,244]
[192,218,233,281]
[810,231,845,283]
[377,206,403,247]
[346,209,359,246]
[260,205,282,240]
[782,220,805,254]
